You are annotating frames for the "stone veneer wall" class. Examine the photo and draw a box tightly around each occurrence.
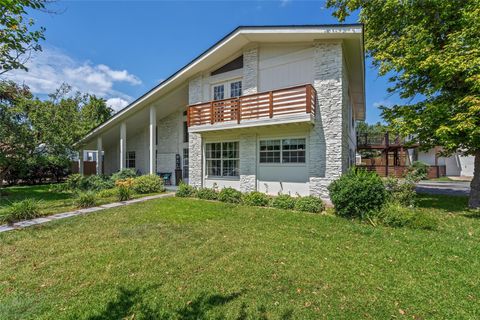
[243,46,258,95]
[309,40,345,199]
[188,75,203,187]
[239,133,257,192]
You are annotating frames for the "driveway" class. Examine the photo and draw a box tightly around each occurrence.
[416,181,470,196]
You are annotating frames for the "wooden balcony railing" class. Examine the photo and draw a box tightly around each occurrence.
[187,84,317,127]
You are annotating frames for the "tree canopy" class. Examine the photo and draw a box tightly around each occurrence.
[327,0,480,207]
[0,81,113,185]
[0,0,48,75]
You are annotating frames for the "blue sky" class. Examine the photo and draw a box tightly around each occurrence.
[9,0,403,123]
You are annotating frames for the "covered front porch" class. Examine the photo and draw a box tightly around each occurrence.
[76,83,189,185]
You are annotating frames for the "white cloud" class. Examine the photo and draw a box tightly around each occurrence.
[373,100,393,108]
[106,97,130,112]
[4,46,141,112]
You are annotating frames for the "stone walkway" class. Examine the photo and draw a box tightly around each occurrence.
[0,193,174,234]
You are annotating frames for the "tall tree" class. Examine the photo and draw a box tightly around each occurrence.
[0,0,47,75]
[327,0,480,207]
[0,80,34,187]
[0,81,113,185]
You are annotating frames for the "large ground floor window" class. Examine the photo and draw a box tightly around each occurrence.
[259,138,306,164]
[205,141,239,177]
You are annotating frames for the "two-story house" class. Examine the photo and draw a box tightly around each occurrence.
[76,25,365,199]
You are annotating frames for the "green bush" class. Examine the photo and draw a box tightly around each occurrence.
[196,187,218,200]
[243,191,270,207]
[64,174,113,191]
[97,188,117,198]
[384,177,417,207]
[65,173,84,190]
[218,187,243,204]
[3,199,41,223]
[85,175,114,191]
[75,192,97,208]
[328,168,388,218]
[376,203,437,230]
[132,175,165,194]
[117,186,132,201]
[294,196,325,213]
[406,161,429,182]
[271,194,297,210]
[176,182,196,197]
[111,169,137,182]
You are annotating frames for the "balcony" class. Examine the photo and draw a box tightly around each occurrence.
[187,84,317,132]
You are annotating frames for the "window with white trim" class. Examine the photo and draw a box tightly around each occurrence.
[230,81,242,98]
[211,80,242,100]
[259,138,306,164]
[205,142,239,177]
[213,85,224,100]
[126,151,136,168]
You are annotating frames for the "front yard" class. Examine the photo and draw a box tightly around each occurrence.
[0,184,162,220]
[0,194,479,319]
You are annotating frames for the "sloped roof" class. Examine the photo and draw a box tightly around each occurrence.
[77,24,364,146]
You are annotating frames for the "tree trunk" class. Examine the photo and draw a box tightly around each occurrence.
[469,151,480,209]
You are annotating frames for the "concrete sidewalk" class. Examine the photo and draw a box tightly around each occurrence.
[0,193,174,234]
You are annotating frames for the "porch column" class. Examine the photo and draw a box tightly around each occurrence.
[96,136,103,175]
[120,121,126,170]
[149,105,156,174]
[79,150,84,176]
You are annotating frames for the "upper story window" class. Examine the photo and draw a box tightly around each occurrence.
[213,85,225,101]
[212,80,242,101]
[259,138,306,164]
[230,81,242,98]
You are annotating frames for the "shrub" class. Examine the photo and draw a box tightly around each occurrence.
[384,177,417,207]
[111,169,137,182]
[328,168,388,218]
[85,175,114,191]
[3,199,41,223]
[117,186,132,201]
[376,203,437,230]
[115,178,134,201]
[243,191,270,207]
[406,161,429,182]
[176,182,196,197]
[132,175,165,194]
[97,188,117,198]
[218,187,243,204]
[65,173,84,190]
[64,174,114,191]
[75,192,97,208]
[271,194,297,210]
[196,187,218,200]
[294,196,325,213]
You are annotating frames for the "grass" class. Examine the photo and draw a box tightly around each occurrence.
[0,194,479,319]
[0,184,163,222]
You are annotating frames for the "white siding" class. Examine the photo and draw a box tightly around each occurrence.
[258,45,314,92]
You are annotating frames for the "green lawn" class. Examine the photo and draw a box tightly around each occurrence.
[0,194,479,319]
[0,184,162,220]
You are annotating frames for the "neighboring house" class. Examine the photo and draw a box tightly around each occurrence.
[412,149,474,178]
[76,25,365,198]
[72,150,99,162]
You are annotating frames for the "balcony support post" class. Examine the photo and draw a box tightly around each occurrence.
[210,102,214,124]
[269,91,273,118]
[306,85,312,114]
[237,100,241,124]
